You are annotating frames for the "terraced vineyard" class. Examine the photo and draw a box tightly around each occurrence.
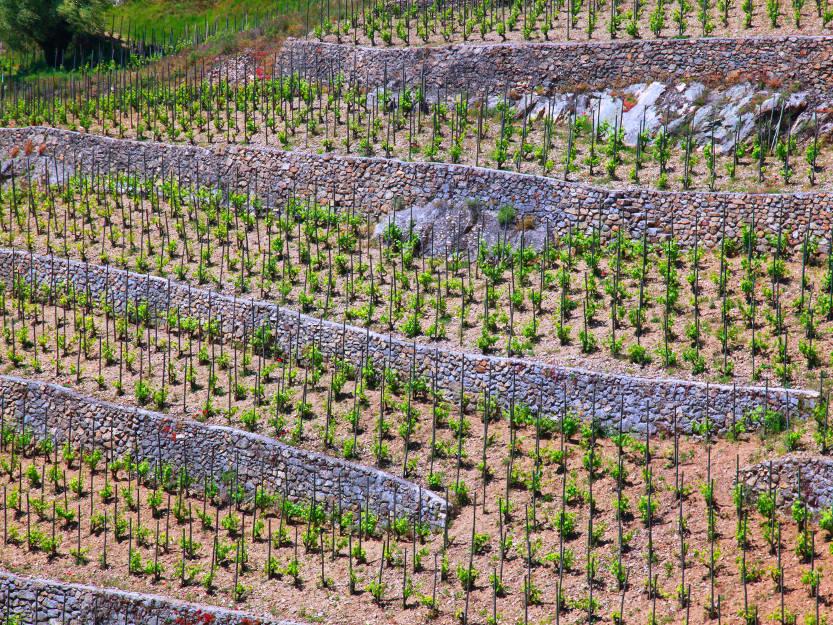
[3,1,833,624]
[308,0,833,43]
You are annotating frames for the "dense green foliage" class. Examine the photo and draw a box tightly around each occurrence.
[0,0,110,62]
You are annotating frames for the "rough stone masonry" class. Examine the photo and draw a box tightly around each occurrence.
[0,569,301,625]
[0,249,816,438]
[279,36,833,102]
[1,127,831,250]
[0,372,447,529]
[740,455,833,514]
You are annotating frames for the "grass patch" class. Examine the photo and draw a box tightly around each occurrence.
[106,0,315,37]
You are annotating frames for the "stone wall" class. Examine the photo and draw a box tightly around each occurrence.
[0,373,446,528]
[1,126,830,249]
[0,569,299,624]
[279,36,833,100]
[0,249,816,436]
[739,455,833,514]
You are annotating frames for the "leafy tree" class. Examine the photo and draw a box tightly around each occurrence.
[0,0,110,63]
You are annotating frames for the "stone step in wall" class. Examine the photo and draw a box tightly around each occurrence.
[739,455,833,514]
[0,249,816,436]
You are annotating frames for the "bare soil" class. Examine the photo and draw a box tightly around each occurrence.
[0,378,828,625]
[2,178,829,392]
[314,0,833,47]
[16,70,833,194]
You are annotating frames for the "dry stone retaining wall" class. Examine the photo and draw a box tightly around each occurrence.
[0,126,830,249]
[0,372,446,528]
[0,569,299,624]
[279,36,833,100]
[739,455,833,514]
[0,249,816,436]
